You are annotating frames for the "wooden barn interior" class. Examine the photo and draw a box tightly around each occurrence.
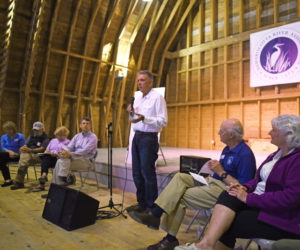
[0,0,300,249]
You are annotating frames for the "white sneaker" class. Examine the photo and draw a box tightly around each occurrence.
[175,243,200,250]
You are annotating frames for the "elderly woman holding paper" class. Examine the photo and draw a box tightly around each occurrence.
[32,126,70,192]
[176,114,300,250]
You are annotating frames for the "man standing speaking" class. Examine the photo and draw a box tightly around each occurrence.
[127,70,168,214]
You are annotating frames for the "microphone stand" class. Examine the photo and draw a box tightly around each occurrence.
[97,123,127,219]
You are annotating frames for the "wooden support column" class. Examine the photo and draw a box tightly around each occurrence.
[175,57,179,147]
[258,100,261,138]
[186,14,192,147]
[223,0,228,101]
[198,0,204,149]
[255,0,262,96]
[276,99,280,116]
[273,0,278,24]
[210,0,215,101]
[224,46,228,100]
[239,0,244,99]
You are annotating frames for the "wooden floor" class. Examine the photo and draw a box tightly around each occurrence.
[0,166,257,250]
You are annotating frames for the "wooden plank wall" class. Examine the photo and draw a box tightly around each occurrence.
[164,0,300,151]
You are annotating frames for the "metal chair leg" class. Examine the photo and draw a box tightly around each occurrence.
[185,210,201,233]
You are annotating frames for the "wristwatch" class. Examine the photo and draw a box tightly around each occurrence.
[220,172,228,181]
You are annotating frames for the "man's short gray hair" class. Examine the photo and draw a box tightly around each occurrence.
[138,70,153,80]
[227,118,244,141]
[271,114,300,148]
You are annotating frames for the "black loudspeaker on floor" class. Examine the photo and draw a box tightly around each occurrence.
[42,183,100,231]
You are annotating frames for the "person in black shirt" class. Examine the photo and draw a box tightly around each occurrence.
[11,122,49,190]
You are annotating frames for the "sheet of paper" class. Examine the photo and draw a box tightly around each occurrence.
[199,161,214,175]
[190,172,208,185]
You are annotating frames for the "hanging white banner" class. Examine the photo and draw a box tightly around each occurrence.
[250,21,300,87]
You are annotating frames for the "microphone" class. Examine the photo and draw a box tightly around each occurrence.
[130,97,135,112]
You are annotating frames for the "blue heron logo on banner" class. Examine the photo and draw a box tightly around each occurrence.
[260,37,298,74]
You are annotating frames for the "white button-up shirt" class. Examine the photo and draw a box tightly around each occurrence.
[132,89,168,133]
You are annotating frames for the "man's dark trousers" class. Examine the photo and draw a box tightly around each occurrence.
[132,133,159,209]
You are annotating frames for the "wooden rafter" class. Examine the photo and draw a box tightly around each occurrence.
[73,1,102,132]
[38,0,61,123]
[90,0,119,104]
[148,0,184,72]
[210,0,216,100]
[95,0,137,145]
[130,0,163,95]
[0,0,15,104]
[56,0,82,129]
[129,1,152,44]
[20,0,46,133]
[112,0,140,146]
[156,0,197,87]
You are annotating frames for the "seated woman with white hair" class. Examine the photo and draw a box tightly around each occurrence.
[176,114,300,250]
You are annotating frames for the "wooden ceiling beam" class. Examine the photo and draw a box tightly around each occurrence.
[149,0,184,71]
[156,0,197,87]
[38,0,61,123]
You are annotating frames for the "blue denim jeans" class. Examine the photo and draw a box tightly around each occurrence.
[132,133,159,209]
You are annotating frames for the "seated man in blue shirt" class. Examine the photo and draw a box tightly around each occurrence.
[0,121,25,187]
[128,118,257,250]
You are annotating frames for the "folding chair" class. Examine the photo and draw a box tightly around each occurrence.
[185,208,213,239]
[7,162,38,180]
[70,152,100,190]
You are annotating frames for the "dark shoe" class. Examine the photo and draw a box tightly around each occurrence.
[67,173,76,185]
[38,176,48,185]
[41,194,48,199]
[1,180,13,187]
[148,237,179,250]
[126,204,147,213]
[128,210,160,230]
[10,182,25,190]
